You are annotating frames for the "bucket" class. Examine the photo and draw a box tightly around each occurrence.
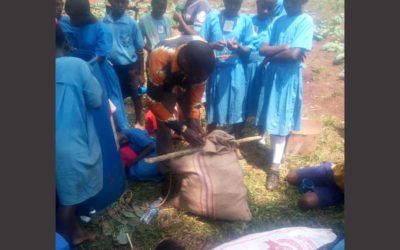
[65,50,126,214]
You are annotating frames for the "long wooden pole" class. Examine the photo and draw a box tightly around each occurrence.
[144,136,262,163]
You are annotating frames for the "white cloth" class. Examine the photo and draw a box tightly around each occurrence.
[271,135,286,165]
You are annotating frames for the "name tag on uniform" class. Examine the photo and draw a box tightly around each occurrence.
[253,25,259,35]
[223,20,234,32]
[158,25,165,34]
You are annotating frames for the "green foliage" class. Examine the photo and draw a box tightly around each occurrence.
[315,13,344,64]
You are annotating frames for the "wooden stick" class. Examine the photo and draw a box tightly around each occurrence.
[126,233,134,250]
[145,136,262,163]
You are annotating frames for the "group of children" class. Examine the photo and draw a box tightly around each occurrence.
[56,0,345,246]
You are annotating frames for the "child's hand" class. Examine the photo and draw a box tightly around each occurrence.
[117,132,129,146]
[173,12,184,23]
[227,39,239,51]
[210,41,226,51]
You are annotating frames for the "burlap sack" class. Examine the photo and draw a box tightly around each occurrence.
[168,130,252,221]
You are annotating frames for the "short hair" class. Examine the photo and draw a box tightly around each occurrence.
[181,40,216,76]
[65,0,91,16]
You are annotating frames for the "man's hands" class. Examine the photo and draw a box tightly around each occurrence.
[181,119,206,147]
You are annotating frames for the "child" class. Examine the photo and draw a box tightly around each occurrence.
[173,0,211,35]
[245,0,278,122]
[200,0,253,139]
[56,26,102,245]
[65,0,130,129]
[286,161,344,209]
[56,0,75,46]
[257,0,314,190]
[138,0,173,53]
[104,0,146,127]
[118,128,163,182]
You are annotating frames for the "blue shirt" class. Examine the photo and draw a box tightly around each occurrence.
[103,12,145,65]
[152,18,168,42]
[68,21,113,59]
[121,128,156,154]
[58,16,76,46]
[200,11,254,65]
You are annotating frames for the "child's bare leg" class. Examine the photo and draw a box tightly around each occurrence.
[58,205,96,245]
[285,171,301,186]
[132,94,144,126]
[298,192,320,210]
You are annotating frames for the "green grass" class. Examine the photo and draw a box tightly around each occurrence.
[78,1,345,249]
[80,115,344,250]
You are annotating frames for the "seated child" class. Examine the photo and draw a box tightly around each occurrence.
[118,128,163,182]
[286,161,344,210]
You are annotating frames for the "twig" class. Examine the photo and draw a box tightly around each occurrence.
[126,233,134,250]
[144,136,262,163]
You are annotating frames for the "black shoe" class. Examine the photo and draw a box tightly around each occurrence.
[266,170,280,190]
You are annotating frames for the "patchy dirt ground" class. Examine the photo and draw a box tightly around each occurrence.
[78,1,344,249]
[303,41,344,121]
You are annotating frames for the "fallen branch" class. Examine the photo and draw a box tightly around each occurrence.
[145,136,262,163]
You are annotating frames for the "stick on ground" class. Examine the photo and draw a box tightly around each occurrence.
[145,136,262,163]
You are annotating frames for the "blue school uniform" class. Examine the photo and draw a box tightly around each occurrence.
[68,21,129,129]
[56,57,103,206]
[121,128,163,182]
[200,11,253,125]
[103,12,145,66]
[245,15,275,118]
[274,0,286,17]
[58,16,75,46]
[256,13,314,136]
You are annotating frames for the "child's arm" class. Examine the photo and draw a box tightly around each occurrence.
[136,48,145,85]
[268,47,305,62]
[259,44,290,56]
[227,40,251,58]
[174,12,197,35]
[127,144,155,166]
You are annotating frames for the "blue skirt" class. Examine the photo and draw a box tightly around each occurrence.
[206,62,248,125]
[256,62,303,136]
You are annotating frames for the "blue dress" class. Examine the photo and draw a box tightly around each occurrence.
[121,128,163,182]
[256,13,314,136]
[58,16,75,46]
[245,15,275,118]
[56,57,103,206]
[68,21,130,129]
[200,11,253,125]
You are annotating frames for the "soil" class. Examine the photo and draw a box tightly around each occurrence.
[302,41,344,121]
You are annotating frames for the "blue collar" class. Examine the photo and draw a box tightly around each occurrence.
[104,11,131,24]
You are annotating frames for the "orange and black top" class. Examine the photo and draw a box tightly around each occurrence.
[146,35,207,133]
